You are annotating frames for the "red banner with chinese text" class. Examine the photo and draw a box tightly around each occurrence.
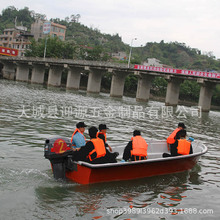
[134,65,220,79]
[0,46,18,57]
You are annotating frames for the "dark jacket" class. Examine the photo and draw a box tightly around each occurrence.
[72,139,117,164]
[98,133,106,143]
[170,139,193,156]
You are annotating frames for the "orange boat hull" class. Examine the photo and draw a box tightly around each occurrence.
[66,155,199,184]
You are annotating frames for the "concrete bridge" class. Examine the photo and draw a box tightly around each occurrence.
[0,56,219,112]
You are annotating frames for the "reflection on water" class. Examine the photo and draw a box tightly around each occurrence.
[0,79,220,219]
[33,169,202,219]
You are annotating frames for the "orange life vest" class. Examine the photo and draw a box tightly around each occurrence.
[167,128,181,144]
[87,138,106,161]
[71,128,86,143]
[97,132,107,142]
[131,136,148,157]
[177,139,191,155]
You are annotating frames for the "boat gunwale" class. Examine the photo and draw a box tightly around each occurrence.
[75,143,207,169]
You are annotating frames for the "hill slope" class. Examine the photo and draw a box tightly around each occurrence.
[1,6,220,69]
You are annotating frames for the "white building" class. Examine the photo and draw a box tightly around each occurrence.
[112,51,127,60]
[142,58,163,67]
[143,58,173,68]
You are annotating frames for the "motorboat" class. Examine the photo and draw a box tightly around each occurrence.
[44,137,207,185]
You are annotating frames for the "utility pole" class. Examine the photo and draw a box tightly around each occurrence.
[128,38,137,68]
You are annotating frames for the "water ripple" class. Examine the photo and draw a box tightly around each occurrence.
[0,79,220,219]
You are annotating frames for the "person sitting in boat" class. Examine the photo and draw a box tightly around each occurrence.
[122,130,148,162]
[72,126,118,164]
[71,122,87,150]
[167,122,186,150]
[171,130,193,156]
[97,124,113,152]
[163,130,193,157]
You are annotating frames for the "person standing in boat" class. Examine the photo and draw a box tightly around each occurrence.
[71,122,87,150]
[72,126,118,164]
[167,122,186,150]
[97,124,113,152]
[170,129,193,156]
[122,130,148,162]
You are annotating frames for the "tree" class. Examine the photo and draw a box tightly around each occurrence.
[25,37,75,58]
[175,51,191,68]
[70,14,81,23]
[124,74,138,94]
[84,45,110,61]
[151,77,168,97]
[179,80,200,101]
[17,7,34,28]
[33,13,46,21]
[212,85,220,105]
[65,16,69,22]
[1,6,17,22]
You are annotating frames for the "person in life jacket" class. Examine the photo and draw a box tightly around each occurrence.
[122,130,148,161]
[170,130,193,156]
[72,126,118,164]
[167,123,186,150]
[97,124,113,152]
[163,130,193,157]
[71,122,87,150]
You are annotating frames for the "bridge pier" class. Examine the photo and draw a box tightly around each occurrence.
[16,63,30,82]
[198,80,216,112]
[136,74,155,102]
[66,66,83,90]
[87,68,104,93]
[2,61,16,80]
[110,71,129,98]
[48,65,63,87]
[165,77,183,106]
[31,64,45,84]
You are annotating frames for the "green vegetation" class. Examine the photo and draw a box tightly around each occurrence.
[180,80,200,102]
[151,77,168,97]
[0,6,35,32]
[133,40,220,71]
[212,85,220,106]
[1,6,220,106]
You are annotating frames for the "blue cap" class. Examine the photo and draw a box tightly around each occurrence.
[188,137,194,142]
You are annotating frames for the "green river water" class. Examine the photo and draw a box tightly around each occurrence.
[0,79,219,220]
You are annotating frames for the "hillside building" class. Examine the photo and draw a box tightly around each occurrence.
[111,51,127,60]
[142,58,173,68]
[0,26,33,57]
[31,19,66,41]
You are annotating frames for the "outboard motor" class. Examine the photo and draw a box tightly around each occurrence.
[44,137,75,180]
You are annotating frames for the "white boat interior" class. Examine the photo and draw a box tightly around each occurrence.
[76,140,207,168]
[110,140,207,160]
